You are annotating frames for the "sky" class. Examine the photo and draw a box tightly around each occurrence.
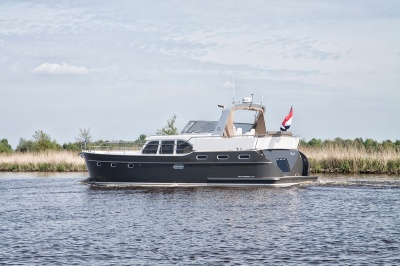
[1,0,399,148]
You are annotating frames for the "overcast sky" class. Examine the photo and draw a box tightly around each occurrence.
[1,0,399,148]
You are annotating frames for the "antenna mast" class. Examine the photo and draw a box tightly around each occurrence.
[232,72,235,104]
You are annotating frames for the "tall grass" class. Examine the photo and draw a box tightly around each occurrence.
[0,151,86,172]
[1,145,399,174]
[300,144,400,174]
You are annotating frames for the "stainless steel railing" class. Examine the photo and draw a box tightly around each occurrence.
[82,141,144,153]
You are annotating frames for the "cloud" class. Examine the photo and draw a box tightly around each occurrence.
[31,62,89,75]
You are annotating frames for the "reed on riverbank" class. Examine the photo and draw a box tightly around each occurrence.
[1,145,399,174]
[0,151,86,172]
[300,144,400,174]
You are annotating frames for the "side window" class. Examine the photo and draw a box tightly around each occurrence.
[142,141,159,154]
[161,141,175,154]
[276,158,290,172]
[176,141,193,154]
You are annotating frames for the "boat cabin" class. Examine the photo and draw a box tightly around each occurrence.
[141,101,272,155]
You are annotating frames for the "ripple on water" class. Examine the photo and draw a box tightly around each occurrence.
[0,173,399,265]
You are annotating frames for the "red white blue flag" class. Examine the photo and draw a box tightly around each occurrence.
[280,106,293,131]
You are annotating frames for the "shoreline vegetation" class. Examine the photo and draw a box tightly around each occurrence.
[0,151,86,172]
[0,143,399,174]
[1,127,399,174]
[300,145,400,174]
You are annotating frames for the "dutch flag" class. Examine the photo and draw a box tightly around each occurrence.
[280,106,293,131]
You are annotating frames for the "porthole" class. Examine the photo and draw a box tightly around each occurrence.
[196,155,208,160]
[217,155,229,160]
[96,162,101,167]
[127,164,134,168]
[238,154,251,159]
[111,163,117,167]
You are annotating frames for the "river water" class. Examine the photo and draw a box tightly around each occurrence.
[0,173,399,265]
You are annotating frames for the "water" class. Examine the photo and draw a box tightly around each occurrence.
[1,173,399,265]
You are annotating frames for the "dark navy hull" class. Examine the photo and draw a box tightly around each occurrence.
[82,150,317,187]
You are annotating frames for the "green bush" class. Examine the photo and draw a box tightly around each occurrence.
[15,130,61,152]
[63,142,82,151]
[0,139,13,153]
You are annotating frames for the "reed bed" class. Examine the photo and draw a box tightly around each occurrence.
[300,144,400,174]
[1,145,399,174]
[0,151,86,172]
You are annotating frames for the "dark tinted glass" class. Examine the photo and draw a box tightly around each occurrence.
[161,141,175,154]
[142,141,159,154]
[176,141,193,154]
[276,158,290,172]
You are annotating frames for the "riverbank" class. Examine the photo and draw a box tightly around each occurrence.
[300,145,400,174]
[1,148,399,174]
[0,151,86,172]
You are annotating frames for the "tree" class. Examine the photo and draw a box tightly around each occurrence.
[364,138,378,150]
[15,130,61,152]
[15,138,34,152]
[156,114,178,135]
[0,139,13,153]
[31,130,61,151]
[62,142,82,151]
[75,127,92,143]
[61,128,93,151]
[308,138,323,147]
[382,140,394,150]
[134,134,147,145]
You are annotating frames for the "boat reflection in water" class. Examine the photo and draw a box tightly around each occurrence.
[81,98,317,187]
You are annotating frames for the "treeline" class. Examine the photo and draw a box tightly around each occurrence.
[0,128,147,154]
[0,116,177,172]
[1,132,400,154]
[0,114,180,154]
[300,137,400,152]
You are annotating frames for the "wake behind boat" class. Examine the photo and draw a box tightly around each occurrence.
[81,98,318,187]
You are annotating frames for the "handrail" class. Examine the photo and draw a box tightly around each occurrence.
[82,141,144,154]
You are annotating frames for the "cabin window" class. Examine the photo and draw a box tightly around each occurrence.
[196,155,208,160]
[142,141,159,154]
[217,155,229,160]
[238,154,251,159]
[161,141,175,154]
[176,141,193,154]
[127,164,134,168]
[276,158,290,172]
